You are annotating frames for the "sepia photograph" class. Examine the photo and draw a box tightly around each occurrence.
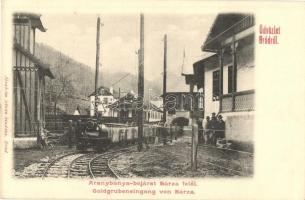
[12,12,255,179]
[2,0,305,199]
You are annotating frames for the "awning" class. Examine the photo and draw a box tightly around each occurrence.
[14,12,46,32]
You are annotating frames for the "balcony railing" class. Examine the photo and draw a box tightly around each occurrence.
[221,89,254,112]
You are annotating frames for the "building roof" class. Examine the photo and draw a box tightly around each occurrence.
[192,54,218,89]
[202,13,254,52]
[108,92,137,110]
[14,43,54,79]
[160,92,199,97]
[13,12,46,32]
[89,86,113,97]
[143,102,163,113]
[182,74,196,85]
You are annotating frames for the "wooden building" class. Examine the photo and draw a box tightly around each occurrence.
[162,92,200,125]
[108,92,137,123]
[13,13,54,138]
[192,14,255,151]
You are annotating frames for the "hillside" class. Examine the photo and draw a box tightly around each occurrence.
[35,43,163,114]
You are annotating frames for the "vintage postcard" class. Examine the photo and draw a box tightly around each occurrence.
[1,0,305,199]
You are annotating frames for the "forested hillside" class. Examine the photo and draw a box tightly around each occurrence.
[35,43,162,114]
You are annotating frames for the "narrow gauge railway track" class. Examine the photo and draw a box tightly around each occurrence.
[68,153,99,178]
[36,146,135,179]
[41,153,85,179]
[89,147,134,179]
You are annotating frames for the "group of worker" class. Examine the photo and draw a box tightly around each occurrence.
[200,112,226,146]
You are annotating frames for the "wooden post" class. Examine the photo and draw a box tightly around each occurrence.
[218,48,224,113]
[95,16,101,118]
[232,36,237,111]
[163,34,167,123]
[33,28,35,55]
[190,83,198,171]
[37,72,41,143]
[42,77,46,127]
[137,13,144,151]
[181,93,184,111]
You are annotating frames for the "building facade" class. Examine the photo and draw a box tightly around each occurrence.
[89,86,116,117]
[143,101,163,124]
[13,13,54,139]
[194,14,255,150]
[108,92,137,123]
[163,92,201,125]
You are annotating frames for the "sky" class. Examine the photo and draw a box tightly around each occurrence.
[36,13,216,91]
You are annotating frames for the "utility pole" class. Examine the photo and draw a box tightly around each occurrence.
[163,34,167,123]
[137,13,144,151]
[148,88,152,123]
[190,83,198,171]
[94,16,101,119]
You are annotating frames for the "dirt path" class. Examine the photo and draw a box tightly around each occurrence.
[110,139,253,178]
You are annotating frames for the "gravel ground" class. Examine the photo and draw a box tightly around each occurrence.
[14,137,254,179]
[13,145,77,178]
[110,137,253,178]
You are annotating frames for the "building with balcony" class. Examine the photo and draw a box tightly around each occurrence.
[13,13,54,143]
[89,86,116,117]
[193,14,255,151]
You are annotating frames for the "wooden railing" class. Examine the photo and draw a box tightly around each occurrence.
[233,15,255,34]
[221,89,254,112]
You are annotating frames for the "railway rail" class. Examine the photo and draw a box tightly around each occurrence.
[89,148,134,179]
[37,146,135,179]
[33,141,252,179]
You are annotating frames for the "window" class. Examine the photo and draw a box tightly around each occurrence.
[212,70,220,101]
[103,97,108,104]
[228,66,233,93]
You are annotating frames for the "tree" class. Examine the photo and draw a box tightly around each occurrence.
[46,53,74,129]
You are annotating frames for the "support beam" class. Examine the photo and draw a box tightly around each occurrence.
[218,48,224,113]
[222,26,254,47]
[16,71,34,133]
[33,28,35,55]
[37,72,41,142]
[232,35,238,111]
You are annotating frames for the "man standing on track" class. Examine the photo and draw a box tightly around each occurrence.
[210,112,218,145]
[217,115,225,139]
[203,116,211,144]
